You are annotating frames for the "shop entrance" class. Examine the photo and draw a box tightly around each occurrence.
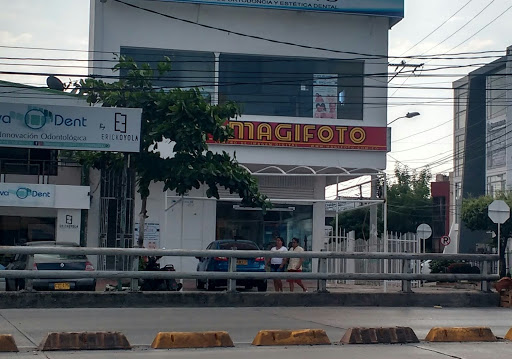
[0,216,56,246]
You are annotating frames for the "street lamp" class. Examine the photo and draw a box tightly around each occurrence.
[388,112,420,126]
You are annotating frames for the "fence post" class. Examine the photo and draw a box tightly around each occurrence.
[130,256,139,292]
[227,254,237,293]
[25,254,34,292]
[401,257,412,293]
[317,249,328,293]
[481,260,490,293]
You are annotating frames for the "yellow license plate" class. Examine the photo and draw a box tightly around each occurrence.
[236,259,248,265]
[54,282,71,290]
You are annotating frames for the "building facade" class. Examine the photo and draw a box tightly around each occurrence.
[452,45,512,253]
[0,81,91,253]
[89,0,403,271]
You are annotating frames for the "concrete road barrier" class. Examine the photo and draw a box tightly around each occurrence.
[504,328,512,341]
[39,331,131,351]
[151,331,234,349]
[252,329,331,346]
[0,334,18,352]
[341,327,419,344]
[425,327,496,342]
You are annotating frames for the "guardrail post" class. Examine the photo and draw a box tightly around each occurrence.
[317,249,328,293]
[25,254,34,292]
[227,254,237,293]
[401,257,412,293]
[481,260,491,293]
[130,256,139,292]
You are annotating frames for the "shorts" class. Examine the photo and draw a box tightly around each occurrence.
[287,268,302,283]
[270,264,285,272]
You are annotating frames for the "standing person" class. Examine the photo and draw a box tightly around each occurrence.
[267,237,288,292]
[286,238,307,292]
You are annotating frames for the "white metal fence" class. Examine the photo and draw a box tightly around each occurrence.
[325,230,421,287]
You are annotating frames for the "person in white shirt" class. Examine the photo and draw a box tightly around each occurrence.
[267,237,288,292]
[286,237,307,292]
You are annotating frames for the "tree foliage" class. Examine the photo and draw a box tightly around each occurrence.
[334,166,432,237]
[461,194,512,277]
[74,57,268,246]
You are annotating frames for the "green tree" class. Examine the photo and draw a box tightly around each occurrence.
[461,194,511,278]
[74,57,268,247]
[334,166,432,238]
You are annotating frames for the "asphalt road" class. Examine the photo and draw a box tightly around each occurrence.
[1,307,511,358]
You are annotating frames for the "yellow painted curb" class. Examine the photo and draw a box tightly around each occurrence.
[504,328,512,341]
[252,329,331,346]
[0,334,18,352]
[151,331,234,349]
[39,332,131,351]
[425,327,496,342]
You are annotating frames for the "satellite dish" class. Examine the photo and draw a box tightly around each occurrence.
[46,75,64,91]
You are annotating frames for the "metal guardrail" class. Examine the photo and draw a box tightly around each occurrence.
[0,246,499,293]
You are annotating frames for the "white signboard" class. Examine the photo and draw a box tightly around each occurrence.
[0,102,142,152]
[0,183,55,208]
[488,200,510,224]
[156,0,404,17]
[134,222,160,249]
[0,183,90,209]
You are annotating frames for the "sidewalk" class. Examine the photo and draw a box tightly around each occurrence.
[95,278,486,293]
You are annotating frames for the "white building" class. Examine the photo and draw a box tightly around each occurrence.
[88,0,403,271]
[0,81,91,249]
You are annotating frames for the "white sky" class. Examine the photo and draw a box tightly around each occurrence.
[0,0,511,184]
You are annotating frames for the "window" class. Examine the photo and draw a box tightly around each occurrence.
[487,68,506,119]
[487,174,505,197]
[454,182,462,222]
[219,54,364,120]
[0,148,57,176]
[454,85,468,130]
[487,119,506,169]
[120,47,215,99]
[454,135,464,177]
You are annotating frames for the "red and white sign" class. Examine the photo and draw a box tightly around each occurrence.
[440,236,451,246]
[208,121,388,151]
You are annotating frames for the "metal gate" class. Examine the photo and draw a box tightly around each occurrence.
[325,230,421,288]
[98,167,135,271]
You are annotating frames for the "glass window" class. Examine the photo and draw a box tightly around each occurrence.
[120,47,215,99]
[487,119,506,170]
[0,148,57,176]
[216,202,313,270]
[454,135,464,177]
[487,69,506,119]
[219,54,364,120]
[454,85,467,130]
[487,174,505,197]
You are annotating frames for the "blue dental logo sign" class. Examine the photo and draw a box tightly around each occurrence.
[16,187,31,199]
[24,109,47,130]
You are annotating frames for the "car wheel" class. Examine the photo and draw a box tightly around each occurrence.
[196,279,205,290]
[257,281,267,292]
[205,280,216,291]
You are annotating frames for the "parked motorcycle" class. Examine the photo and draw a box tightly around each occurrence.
[140,256,183,291]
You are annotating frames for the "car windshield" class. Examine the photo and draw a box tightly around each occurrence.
[34,254,87,262]
[218,242,259,250]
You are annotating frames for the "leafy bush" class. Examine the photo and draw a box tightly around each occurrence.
[429,259,455,273]
[429,260,480,274]
[446,262,480,274]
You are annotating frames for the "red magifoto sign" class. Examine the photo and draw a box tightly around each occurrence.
[208,121,387,151]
